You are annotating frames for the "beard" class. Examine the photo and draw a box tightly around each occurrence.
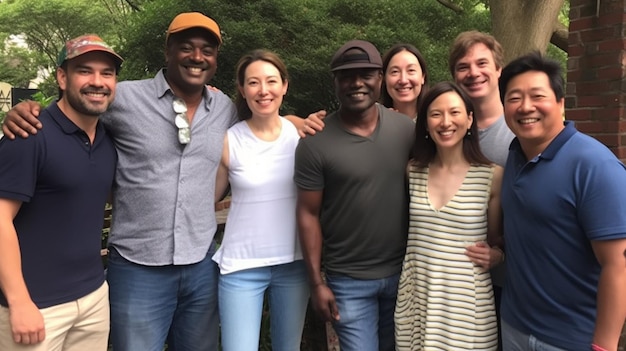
[64,87,113,117]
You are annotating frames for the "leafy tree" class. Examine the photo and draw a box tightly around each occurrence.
[0,0,119,67]
[118,0,491,116]
[0,0,568,116]
[436,0,568,63]
[0,34,47,88]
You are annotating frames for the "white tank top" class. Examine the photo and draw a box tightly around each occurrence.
[212,117,302,274]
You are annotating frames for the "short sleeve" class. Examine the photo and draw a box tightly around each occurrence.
[0,134,43,202]
[294,139,324,191]
[578,157,626,241]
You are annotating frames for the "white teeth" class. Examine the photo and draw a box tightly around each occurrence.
[519,118,539,124]
[188,67,202,73]
[350,93,365,97]
[439,131,453,136]
[86,93,105,97]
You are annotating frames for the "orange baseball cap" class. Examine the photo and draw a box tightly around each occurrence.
[166,12,222,46]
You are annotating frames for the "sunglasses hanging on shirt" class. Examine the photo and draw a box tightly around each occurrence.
[173,97,190,145]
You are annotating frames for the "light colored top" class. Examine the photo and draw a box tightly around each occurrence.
[213,117,302,274]
[103,69,238,265]
[395,164,497,350]
[477,114,514,167]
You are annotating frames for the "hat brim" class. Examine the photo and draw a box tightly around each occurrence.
[167,26,222,45]
[331,62,382,72]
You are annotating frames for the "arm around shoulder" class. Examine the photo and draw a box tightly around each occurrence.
[2,101,43,139]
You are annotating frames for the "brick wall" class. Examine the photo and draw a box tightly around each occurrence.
[567,0,626,349]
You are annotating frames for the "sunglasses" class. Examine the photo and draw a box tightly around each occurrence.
[173,97,190,145]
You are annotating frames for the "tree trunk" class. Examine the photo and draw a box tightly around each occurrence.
[490,0,565,64]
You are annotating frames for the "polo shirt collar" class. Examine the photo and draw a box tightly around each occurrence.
[154,69,213,109]
[48,101,80,134]
[47,101,107,143]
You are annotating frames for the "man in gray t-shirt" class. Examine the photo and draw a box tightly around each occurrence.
[295,40,413,351]
[449,31,513,349]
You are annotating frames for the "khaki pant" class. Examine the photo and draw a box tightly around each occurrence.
[0,282,109,351]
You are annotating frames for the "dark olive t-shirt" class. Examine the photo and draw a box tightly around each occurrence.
[294,105,413,279]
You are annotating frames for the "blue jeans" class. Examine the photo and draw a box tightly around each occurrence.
[502,319,566,351]
[218,260,309,351]
[325,272,399,351]
[107,245,219,351]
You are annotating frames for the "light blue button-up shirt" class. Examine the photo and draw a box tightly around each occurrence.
[102,69,237,265]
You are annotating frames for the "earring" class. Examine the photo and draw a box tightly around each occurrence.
[466,130,472,137]
[425,133,429,139]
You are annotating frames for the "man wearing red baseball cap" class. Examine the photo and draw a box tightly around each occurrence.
[0,34,121,351]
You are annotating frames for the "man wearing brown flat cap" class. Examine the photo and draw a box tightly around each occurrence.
[295,40,414,351]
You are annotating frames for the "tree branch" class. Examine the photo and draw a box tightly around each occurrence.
[123,0,142,12]
[550,20,568,52]
[435,0,464,14]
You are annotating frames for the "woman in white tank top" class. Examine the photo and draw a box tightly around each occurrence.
[212,49,309,351]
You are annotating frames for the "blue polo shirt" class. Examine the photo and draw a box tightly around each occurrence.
[501,121,626,350]
[0,102,116,308]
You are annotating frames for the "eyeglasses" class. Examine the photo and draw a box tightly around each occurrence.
[173,97,190,145]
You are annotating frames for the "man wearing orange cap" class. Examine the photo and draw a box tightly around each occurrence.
[101,12,232,351]
[1,12,323,351]
[0,34,121,351]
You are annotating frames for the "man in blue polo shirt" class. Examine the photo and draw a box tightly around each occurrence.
[499,52,626,351]
[0,35,121,350]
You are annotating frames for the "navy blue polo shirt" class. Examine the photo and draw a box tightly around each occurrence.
[0,102,116,308]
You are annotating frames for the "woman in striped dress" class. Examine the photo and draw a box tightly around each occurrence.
[395,82,505,350]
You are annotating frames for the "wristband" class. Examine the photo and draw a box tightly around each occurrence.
[591,344,608,351]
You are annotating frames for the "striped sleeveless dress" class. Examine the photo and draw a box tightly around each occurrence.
[395,164,498,350]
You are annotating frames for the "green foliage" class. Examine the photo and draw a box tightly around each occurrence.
[0,34,47,88]
[118,0,492,116]
[30,91,55,108]
[0,0,118,66]
[0,0,566,118]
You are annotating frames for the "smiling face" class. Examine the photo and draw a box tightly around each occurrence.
[334,68,382,114]
[384,49,425,108]
[239,60,288,119]
[57,51,117,118]
[453,43,501,101]
[165,28,219,96]
[426,91,473,151]
[503,70,565,155]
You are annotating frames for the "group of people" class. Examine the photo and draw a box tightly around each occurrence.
[0,10,625,351]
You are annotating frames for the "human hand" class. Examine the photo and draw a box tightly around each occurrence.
[465,241,499,269]
[298,110,326,138]
[206,85,221,92]
[9,300,45,344]
[2,101,42,139]
[310,284,340,322]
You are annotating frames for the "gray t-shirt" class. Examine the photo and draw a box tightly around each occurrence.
[294,105,414,279]
[102,70,238,266]
[478,115,514,167]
